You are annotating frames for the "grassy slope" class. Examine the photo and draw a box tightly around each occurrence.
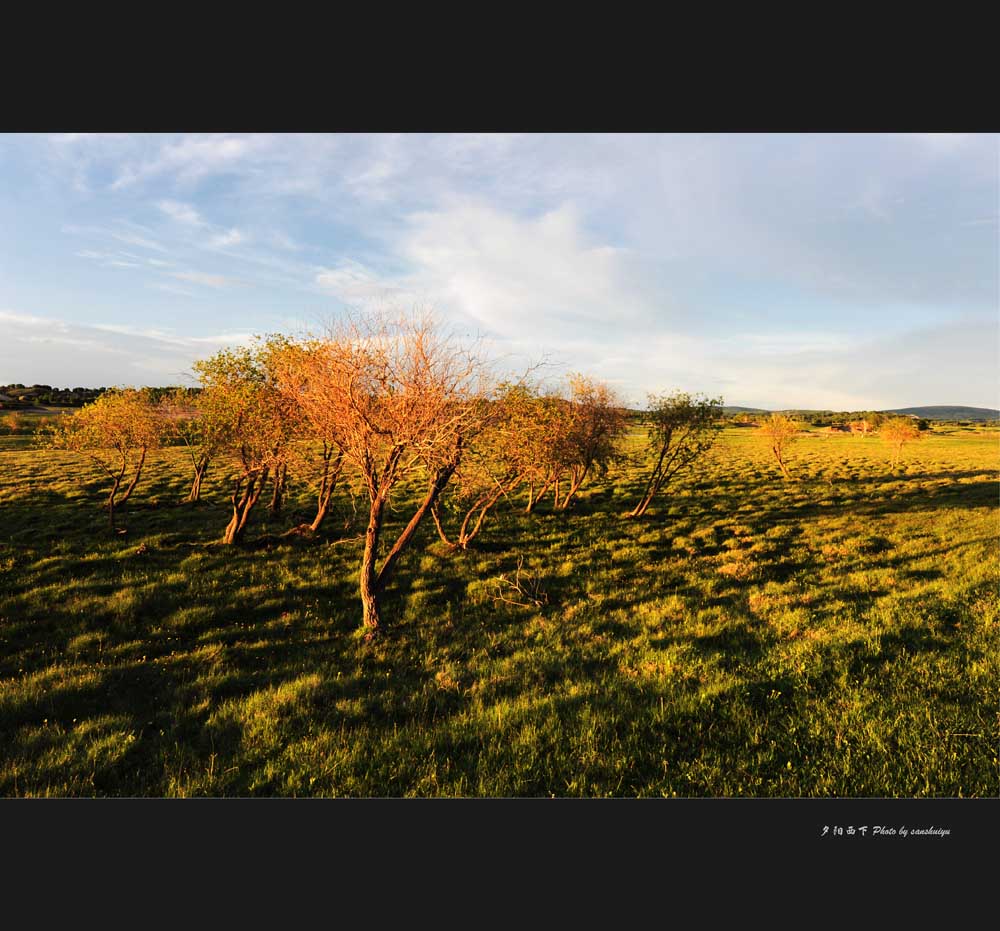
[0,426,997,797]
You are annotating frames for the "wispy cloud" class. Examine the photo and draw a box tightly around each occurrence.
[314,260,408,303]
[207,228,245,249]
[0,309,255,385]
[157,199,204,225]
[149,283,195,297]
[170,270,237,289]
[110,134,268,190]
[64,223,168,254]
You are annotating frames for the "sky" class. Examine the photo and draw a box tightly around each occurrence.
[0,132,996,410]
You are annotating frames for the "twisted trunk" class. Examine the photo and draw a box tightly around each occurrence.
[557,463,589,510]
[118,446,147,506]
[432,473,518,550]
[525,476,553,514]
[309,445,344,532]
[774,446,792,480]
[186,454,210,503]
[627,441,670,518]
[223,467,269,544]
[269,462,288,515]
[360,449,460,637]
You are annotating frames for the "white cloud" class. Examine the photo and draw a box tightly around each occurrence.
[0,309,256,385]
[157,199,203,225]
[111,134,268,190]
[170,271,235,289]
[149,283,195,297]
[109,230,167,252]
[394,201,642,340]
[314,260,408,303]
[207,228,245,249]
[268,230,302,251]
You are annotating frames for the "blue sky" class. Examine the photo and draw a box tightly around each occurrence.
[0,132,996,409]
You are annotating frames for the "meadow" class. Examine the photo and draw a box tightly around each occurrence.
[0,424,996,796]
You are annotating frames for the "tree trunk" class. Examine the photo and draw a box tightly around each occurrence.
[774,449,792,480]
[525,477,552,514]
[559,464,588,510]
[375,460,458,590]
[433,478,512,551]
[223,469,268,544]
[107,475,121,531]
[359,455,459,637]
[269,463,287,515]
[628,443,669,518]
[309,447,343,532]
[431,502,458,549]
[105,457,127,532]
[119,446,147,506]
[359,492,387,635]
[186,455,210,503]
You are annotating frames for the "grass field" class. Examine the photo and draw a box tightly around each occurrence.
[0,425,997,796]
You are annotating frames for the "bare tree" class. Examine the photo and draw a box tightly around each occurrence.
[759,413,801,480]
[626,390,723,518]
[273,311,494,636]
[880,416,922,468]
[49,388,163,531]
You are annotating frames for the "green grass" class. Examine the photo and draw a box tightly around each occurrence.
[0,427,997,796]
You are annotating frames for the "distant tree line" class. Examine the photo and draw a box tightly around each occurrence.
[0,385,108,408]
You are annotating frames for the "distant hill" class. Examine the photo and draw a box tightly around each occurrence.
[723,406,770,415]
[884,406,999,421]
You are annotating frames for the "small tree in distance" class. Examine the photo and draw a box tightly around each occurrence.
[759,413,801,480]
[880,416,922,468]
[626,390,724,518]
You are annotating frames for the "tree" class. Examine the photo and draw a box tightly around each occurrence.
[511,388,566,513]
[193,339,298,545]
[429,382,532,550]
[626,390,724,518]
[158,387,223,503]
[759,413,801,480]
[880,417,922,468]
[267,336,348,535]
[50,388,163,530]
[551,375,628,510]
[273,311,494,636]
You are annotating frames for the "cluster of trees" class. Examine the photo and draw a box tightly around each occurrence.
[43,315,932,634]
[48,313,728,636]
[0,385,108,408]
[757,413,923,479]
[731,409,930,432]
